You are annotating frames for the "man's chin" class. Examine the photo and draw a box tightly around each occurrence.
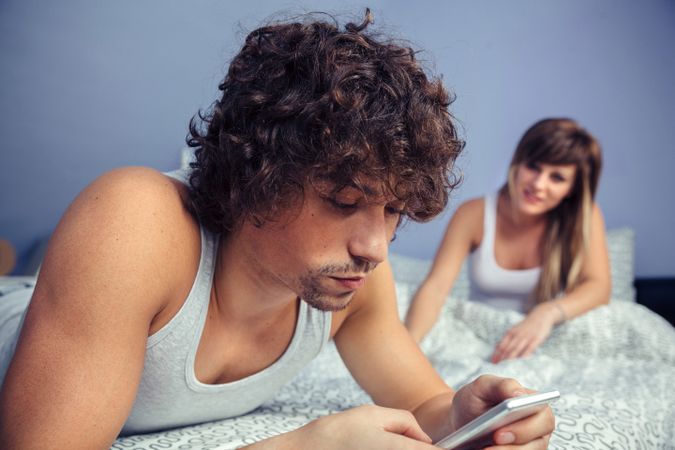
[301,291,355,312]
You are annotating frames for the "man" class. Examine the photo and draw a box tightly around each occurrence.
[0,10,554,449]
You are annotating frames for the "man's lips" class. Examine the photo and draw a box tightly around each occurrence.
[330,276,366,290]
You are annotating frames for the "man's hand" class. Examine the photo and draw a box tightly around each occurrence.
[450,375,555,448]
[491,304,559,363]
[245,405,438,449]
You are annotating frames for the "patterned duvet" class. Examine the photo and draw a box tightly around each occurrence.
[113,280,675,449]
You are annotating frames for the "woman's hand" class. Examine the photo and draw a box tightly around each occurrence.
[245,405,437,449]
[491,303,561,363]
[450,375,554,448]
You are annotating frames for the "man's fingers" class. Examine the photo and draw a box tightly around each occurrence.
[470,375,529,404]
[376,407,432,443]
[493,405,555,446]
[384,434,441,450]
[484,434,550,450]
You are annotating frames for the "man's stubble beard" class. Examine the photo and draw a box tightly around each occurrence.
[297,272,354,312]
[296,260,377,312]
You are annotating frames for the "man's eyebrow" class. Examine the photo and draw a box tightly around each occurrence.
[339,180,378,197]
[330,179,404,203]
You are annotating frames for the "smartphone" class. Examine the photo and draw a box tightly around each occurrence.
[434,390,560,450]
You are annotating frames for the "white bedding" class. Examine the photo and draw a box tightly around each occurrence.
[112,281,675,449]
[4,228,673,449]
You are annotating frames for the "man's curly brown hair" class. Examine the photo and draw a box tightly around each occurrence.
[187,9,464,234]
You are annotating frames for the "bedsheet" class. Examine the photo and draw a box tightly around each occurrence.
[113,281,675,449]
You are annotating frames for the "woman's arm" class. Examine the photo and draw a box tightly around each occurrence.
[523,203,611,326]
[0,168,199,449]
[492,204,611,362]
[404,200,481,342]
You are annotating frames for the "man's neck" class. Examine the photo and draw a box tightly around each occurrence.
[210,228,298,326]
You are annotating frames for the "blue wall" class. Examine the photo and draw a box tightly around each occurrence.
[1,0,674,277]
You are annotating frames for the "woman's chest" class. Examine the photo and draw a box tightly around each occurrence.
[493,224,544,270]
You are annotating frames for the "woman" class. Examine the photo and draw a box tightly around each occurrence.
[405,118,611,363]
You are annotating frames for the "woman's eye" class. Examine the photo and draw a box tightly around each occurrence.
[525,161,540,171]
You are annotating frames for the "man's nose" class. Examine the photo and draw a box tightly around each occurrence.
[347,212,389,266]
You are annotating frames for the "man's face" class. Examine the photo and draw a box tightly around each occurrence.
[243,179,403,312]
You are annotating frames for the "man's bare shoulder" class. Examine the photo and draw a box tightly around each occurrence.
[1,168,204,447]
[80,166,192,213]
[74,166,197,232]
[35,166,202,318]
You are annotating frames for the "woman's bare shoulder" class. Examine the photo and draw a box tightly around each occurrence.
[444,197,485,248]
[456,196,484,214]
[451,196,485,226]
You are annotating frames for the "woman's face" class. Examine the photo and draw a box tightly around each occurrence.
[513,161,577,216]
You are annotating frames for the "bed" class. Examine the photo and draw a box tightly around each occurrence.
[3,229,674,449]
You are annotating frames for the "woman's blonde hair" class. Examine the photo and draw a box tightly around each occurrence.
[504,118,602,306]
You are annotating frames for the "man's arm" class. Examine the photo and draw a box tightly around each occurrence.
[0,168,200,449]
[334,260,555,447]
[334,261,456,441]
[244,405,437,449]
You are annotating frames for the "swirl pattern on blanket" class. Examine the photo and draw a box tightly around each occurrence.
[113,282,675,449]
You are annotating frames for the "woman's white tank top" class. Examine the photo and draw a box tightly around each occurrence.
[467,192,541,312]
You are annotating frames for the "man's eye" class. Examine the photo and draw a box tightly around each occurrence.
[328,197,358,210]
[385,206,404,215]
